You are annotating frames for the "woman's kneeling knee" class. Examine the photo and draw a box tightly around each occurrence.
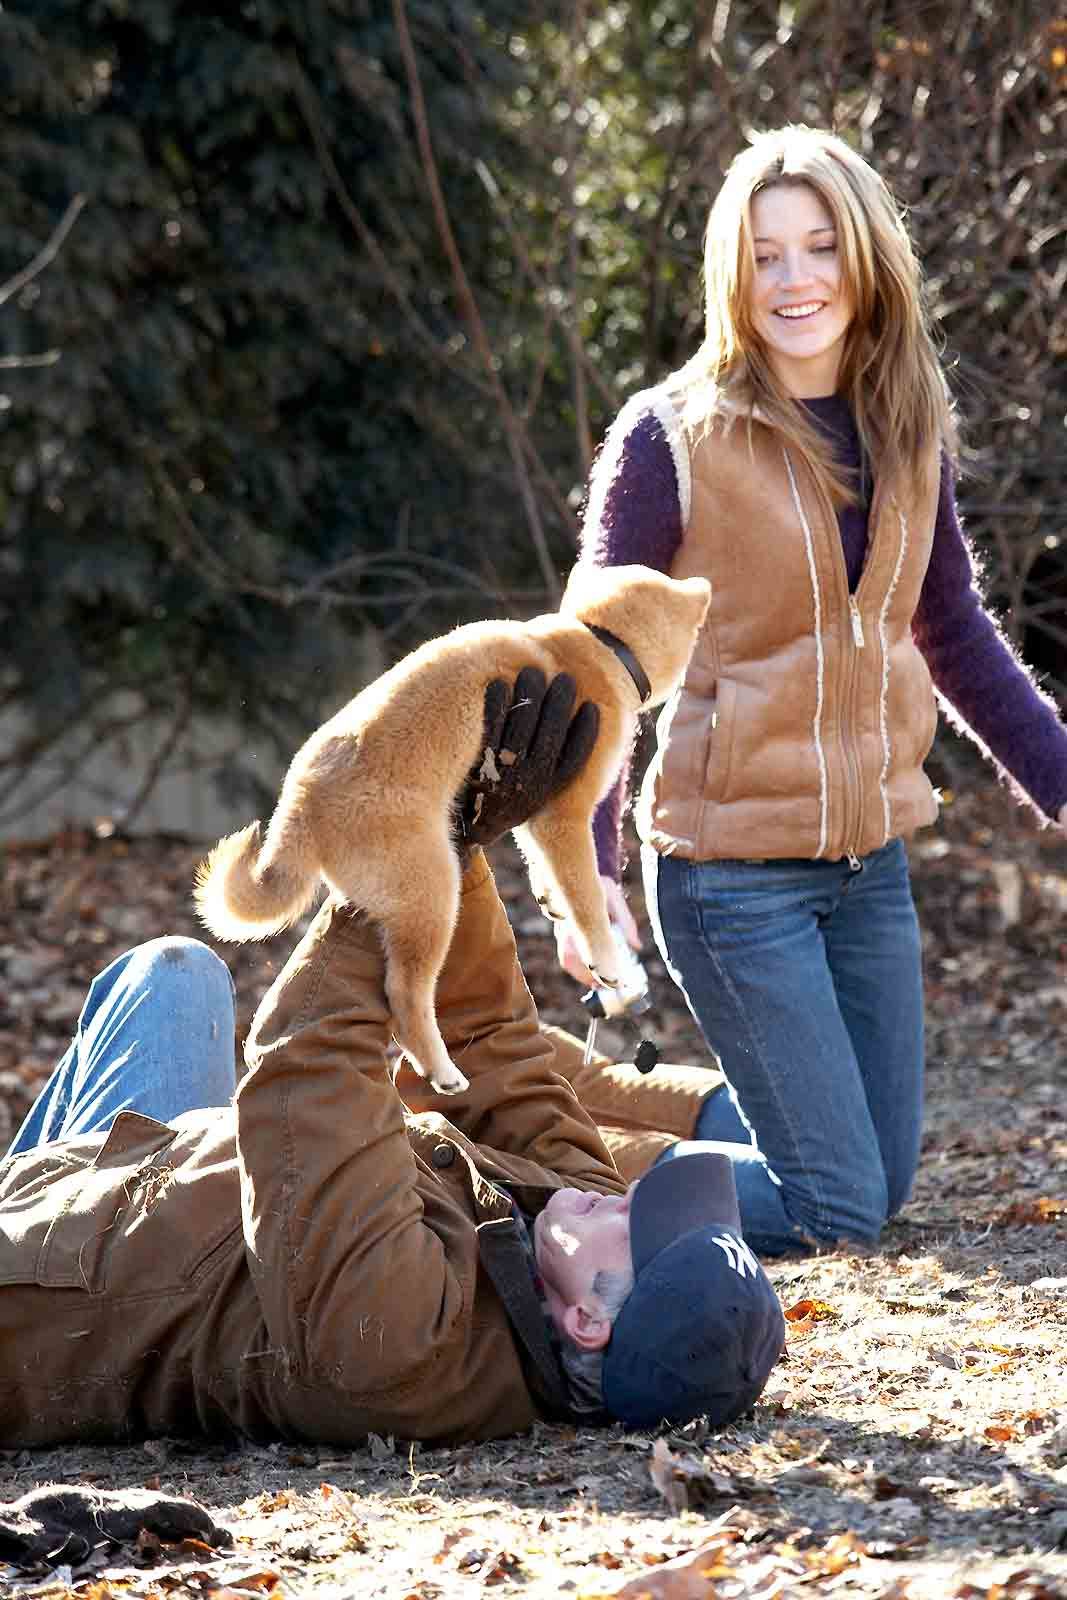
[790,1171,890,1250]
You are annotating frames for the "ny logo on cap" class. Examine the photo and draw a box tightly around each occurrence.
[711,1233,760,1279]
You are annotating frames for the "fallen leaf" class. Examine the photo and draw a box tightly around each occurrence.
[929,1345,962,1370]
[477,747,500,783]
[434,1528,468,1562]
[212,1590,284,1600]
[598,1536,740,1598]
[867,1533,930,1560]
[132,1528,162,1566]
[784,1297,839,1323]
[996,1197,1067,1226]
[648,1439,749,1513]
[455,1546,524,1584]
[803,1530,866,1575]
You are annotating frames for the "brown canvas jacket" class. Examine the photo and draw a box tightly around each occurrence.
[0,854,713,1449]
[401,1023,721,1184]
[637,400,943,863]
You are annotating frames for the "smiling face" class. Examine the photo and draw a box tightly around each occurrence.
[533,1185,636,1350]
[746,181,854,398]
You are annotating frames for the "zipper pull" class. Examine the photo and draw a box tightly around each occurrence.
[849,598,865,648]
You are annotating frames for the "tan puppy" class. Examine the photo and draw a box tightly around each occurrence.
[195,564,710,1094]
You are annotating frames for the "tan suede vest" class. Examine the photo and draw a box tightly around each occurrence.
[637,403,942,863]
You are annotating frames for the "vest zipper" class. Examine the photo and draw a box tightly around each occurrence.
[844,608,870,857]
[784,450,878,861]
[821,496,875,860]
[841,492,889,858]
[849,597,865,648]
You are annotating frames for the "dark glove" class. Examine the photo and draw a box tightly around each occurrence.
[455,668,600,860]
[0,1484,232,1572]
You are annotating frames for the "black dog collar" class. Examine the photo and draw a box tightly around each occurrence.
[585,624,652,705]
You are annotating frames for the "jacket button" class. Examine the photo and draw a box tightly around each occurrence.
[432,1143,456,1169]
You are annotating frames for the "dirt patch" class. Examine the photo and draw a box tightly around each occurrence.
[1,776,1066,1598]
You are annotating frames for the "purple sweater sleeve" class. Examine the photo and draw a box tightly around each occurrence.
[578,405,685,878]
[913,458,1067,821]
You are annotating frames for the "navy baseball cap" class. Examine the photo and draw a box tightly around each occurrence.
[601,1150,785,1429]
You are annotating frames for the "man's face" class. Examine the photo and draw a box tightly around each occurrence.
[533,1185,636,1349]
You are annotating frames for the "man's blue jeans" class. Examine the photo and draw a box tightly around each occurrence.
[6,937,237,1155]
[645,838,924,1257]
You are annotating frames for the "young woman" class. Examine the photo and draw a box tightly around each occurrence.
[557,125,1067,1257]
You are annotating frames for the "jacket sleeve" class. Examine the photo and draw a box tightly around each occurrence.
[540,1024,724,1183]
[395,852,622,1187]
[400,1018,724,1185]
[578,395,686,572]
[539,1023,722,1137]
[577,394,687,879]
[236,890,461,1389]
[913,455,1067,820]
[236,851,620,1384]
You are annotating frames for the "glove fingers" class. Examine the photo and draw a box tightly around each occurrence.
[0,1486,231,1570]
[480,678,512,757]
[531,672,579,763]
[551,700,601,796]
[455,680,511,849]
[499,666,548,761]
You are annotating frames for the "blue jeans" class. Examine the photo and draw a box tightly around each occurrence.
[6,937,237,1155]
[644,839,924,1257]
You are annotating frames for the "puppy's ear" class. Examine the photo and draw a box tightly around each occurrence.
[678,575,712,624]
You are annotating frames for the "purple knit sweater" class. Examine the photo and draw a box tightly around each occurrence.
[584,391,1067,878]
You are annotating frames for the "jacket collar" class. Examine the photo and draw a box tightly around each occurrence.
[476,1214,576,1420]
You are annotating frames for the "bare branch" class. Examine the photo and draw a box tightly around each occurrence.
[119,682,196,833]
[390,0,563,596]
[0,350,61,369]
[0,193,87,310]
[287,57,494,400]
[473,159,616,416]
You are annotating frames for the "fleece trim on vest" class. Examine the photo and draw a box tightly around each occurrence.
[584,389,692,542]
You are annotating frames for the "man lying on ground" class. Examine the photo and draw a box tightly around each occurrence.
[0,672,784,1448]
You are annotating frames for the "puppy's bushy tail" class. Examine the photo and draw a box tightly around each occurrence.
[194,816,319,942]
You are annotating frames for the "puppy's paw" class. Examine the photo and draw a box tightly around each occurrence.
[586,937,621,988]
[535,890,567,923]
[429,1062,470,1096]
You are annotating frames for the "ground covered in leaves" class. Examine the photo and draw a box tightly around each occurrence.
[1,769,1066,1599]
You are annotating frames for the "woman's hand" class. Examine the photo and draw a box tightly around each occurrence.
[555,874,642,986]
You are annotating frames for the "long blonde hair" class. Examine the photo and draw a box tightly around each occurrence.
[670,125,956,504]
